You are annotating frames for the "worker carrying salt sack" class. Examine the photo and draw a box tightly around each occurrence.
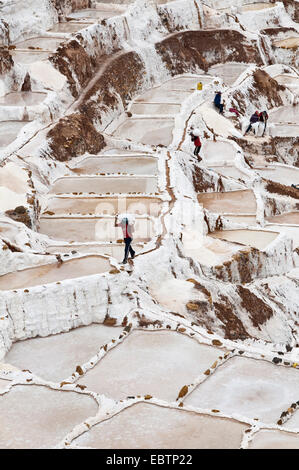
[214,91,224,114]
[114,213,135,264]
[189,128,202,159]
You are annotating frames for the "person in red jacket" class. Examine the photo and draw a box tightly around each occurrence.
[114,214,135,264]
[190,128,202,158]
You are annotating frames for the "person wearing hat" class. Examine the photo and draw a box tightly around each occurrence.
[214,91,224,114]
[114,214,135,264]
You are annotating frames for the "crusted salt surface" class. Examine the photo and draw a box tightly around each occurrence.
[249,429,299,449]
[0,385,97,449]
[77,330,222,401]
[185,357,299,424]
[4,324,122,382]
[73,402,248,449]
[0,0,298,450]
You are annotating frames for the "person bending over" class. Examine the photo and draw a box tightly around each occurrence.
[244,111,260,135]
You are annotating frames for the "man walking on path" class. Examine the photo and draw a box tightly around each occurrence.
[115,214,135,264]
[190,128,202,160]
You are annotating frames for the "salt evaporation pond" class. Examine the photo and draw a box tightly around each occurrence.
[0,255,111,290]
[50,175,158,194]
[0,121,30,147]
[210,229,278,250]
[130,102,181,115]
[203,140,237,165]
[48,22,88,33]
[10,50,50,64]
[38,217,155,242]
[4,324,122,382]
[197,190,256,214]
[270,105,298,123]
[265,225,299,248]
[249,430,299,449]
[185,357,299,424]
[14,37,63,51]
[182,232,243,267]
[113,118,174,146]
[77,330,222,401]
[0,92,47,107]
[242,2,276,11]
[0,385,97,449]
[208,63,249,86]
[68,8,124,20]
[44,196,162,216]
[256,165,299,186]
[74,403,247,449]
[157,75,213,91]
[274,75,299,88]
[274,37,299,49]
[267,212,299,225]
[136,89,191,104]
[46,243,143,258]
[270,124,299,137]
[71,155,158,175]
[213,166,246,181]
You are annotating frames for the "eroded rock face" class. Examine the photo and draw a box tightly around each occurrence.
[0,48,13,75]
[49,38,95,97]
[231,69,286,112]
[46,113,106,161]
[5,206,32,228]
[235,136,299,167]
[79,51,145,125]
[280,0,299,22]
[50,0,90,19]
[155,30,263,75]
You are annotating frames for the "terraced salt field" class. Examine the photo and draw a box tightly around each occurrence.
[197,190,257,214]
[0,0,299,451]
[0,121,31,147]
[0,255,111,290]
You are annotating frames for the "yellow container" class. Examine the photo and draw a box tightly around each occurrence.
[197,82,203,90]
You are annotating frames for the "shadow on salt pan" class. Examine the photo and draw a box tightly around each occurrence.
[73,403,247,449]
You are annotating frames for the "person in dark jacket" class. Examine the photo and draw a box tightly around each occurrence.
[214,91,224,114]
[244,111,260,135]
[190,128,202,159]
[114,214,135,264]
[259,110,269,136]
